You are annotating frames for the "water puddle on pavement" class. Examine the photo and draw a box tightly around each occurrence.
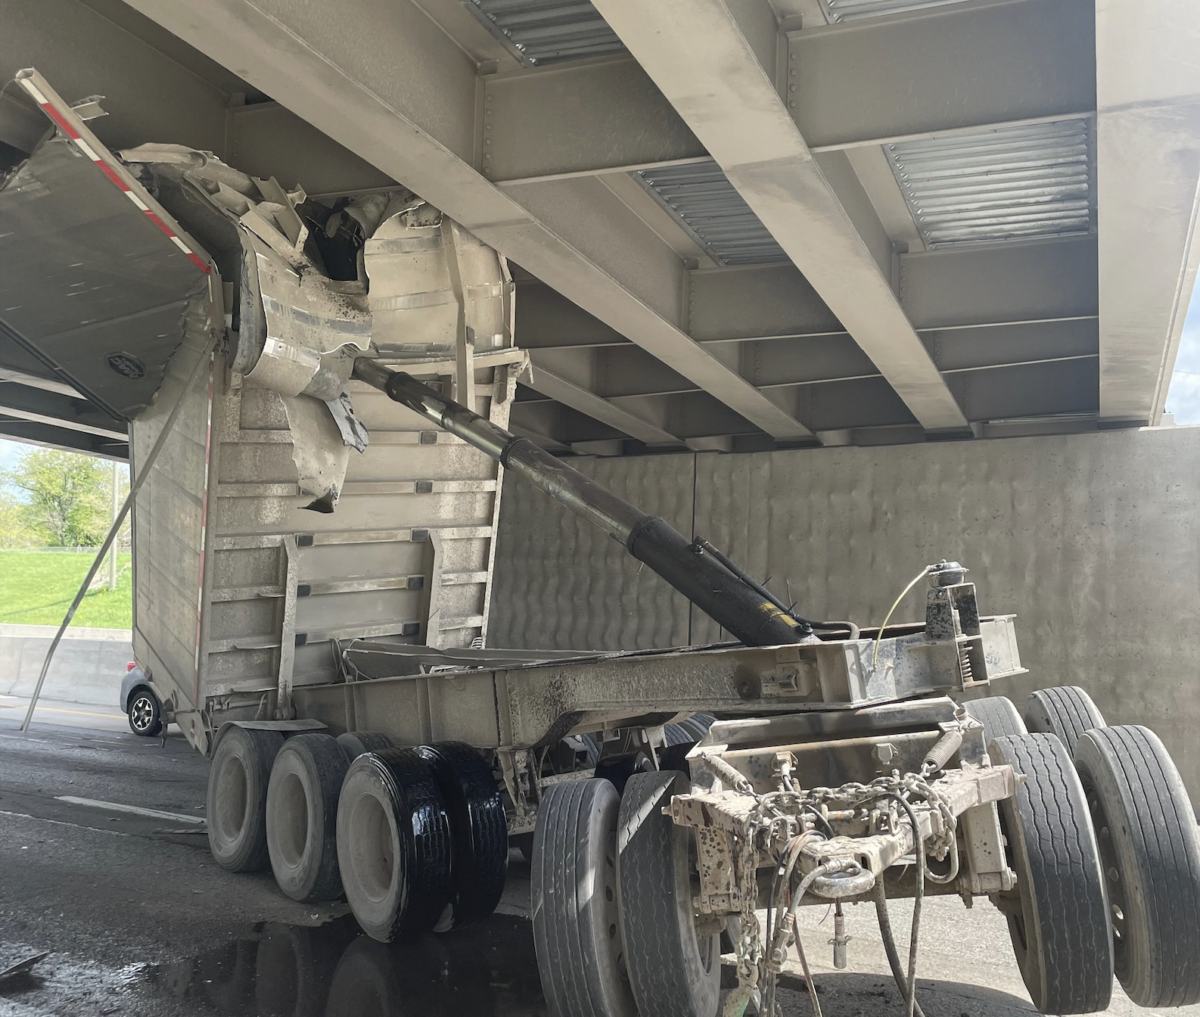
[135,912,547,1016]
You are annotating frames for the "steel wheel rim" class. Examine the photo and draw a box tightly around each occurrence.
[131,695,154,731]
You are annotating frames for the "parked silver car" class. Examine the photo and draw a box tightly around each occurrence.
[120,664,162,737]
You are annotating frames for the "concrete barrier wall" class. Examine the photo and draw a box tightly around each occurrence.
[490,426,1200,805]
[0,624,134,708]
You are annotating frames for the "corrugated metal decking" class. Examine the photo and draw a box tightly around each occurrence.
[821,0,973,22]
[636,162,787,267]
[885,119,1095,248]
[461,0,625,65]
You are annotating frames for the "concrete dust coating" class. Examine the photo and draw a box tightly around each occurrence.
[1,715,1196,1017]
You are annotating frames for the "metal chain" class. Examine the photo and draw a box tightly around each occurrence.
[804,770,959,859]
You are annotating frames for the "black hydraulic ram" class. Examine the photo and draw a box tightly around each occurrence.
[352,360,814,647]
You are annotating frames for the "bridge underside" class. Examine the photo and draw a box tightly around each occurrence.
[1,0,1197,459]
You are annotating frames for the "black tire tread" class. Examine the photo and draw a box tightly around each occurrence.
[339,748,454,941]
[618,771,719,1017]
[991,733,1113,1014]
[381,748,453,938]
[418,741,508,927]
[680,714,716,742]
[1075,725,1200,1007]
[664,723,693,747]
[1025,686,1106,753]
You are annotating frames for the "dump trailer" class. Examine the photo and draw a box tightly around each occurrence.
[13,71,1196,1017]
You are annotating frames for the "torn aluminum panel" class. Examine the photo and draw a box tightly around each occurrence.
[241,232,371,397]
[279,391,352,513]
[325,390,369,452]
[121,144,375,508]
[119,140,517,514]
[366,204,513,365]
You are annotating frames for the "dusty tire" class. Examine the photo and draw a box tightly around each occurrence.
[336,731,394,759]
[964,696,1027,744]
[336,748,453,942]
[127,688,163,737]
[208,726,284,872]
[990,733,1113,1014]
[417,742,508,928]
[266,733,349,902]
[1025,686,1106,754]
[532,778,638,1017]
[1074,726,1200,1007]
[618,770,720,1017]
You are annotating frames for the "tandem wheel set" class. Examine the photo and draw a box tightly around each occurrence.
[204,680,1200,1017]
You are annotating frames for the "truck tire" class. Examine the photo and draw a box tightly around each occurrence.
[336,731,394,759]
[127,688,163,737]
[336,748,453,942]
[664,723,693,746]
[1074,726,1200,1007]
[266,733,349,903]
[963,696,1026,744]
[618,770,720,1017]
[208,726,284,872]
[679,714,715,742]
[417,742,508,928]
[989,733,1113,1014]
[1025,686,1106,754]
[579,733,601,766]
[532,778,638,1017]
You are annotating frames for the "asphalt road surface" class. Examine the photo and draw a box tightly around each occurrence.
[1,714,1195,1017]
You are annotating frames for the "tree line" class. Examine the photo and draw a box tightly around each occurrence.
[0,447,129,549]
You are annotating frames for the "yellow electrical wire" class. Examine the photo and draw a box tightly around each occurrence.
[871,565,935,670]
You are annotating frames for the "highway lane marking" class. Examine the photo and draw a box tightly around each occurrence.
[0,809,132,838]
[54,796,206,825]
[29,706,123,720]
[0,702,124,720]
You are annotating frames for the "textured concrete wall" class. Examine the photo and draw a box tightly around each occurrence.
[491,454,697,650]
[491,426,1200,802]
[0,625,133,708]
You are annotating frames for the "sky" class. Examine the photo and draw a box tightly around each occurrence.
[0,438,22,475]
[0,280,1198,472]
[1165,277,1200,425]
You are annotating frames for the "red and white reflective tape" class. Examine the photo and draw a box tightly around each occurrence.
[19,77,210,275]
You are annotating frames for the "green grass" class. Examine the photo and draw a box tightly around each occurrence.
[0,550,133,629]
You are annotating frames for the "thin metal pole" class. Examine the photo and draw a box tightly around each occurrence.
[108,460,119,591]
[20,342,215,732]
